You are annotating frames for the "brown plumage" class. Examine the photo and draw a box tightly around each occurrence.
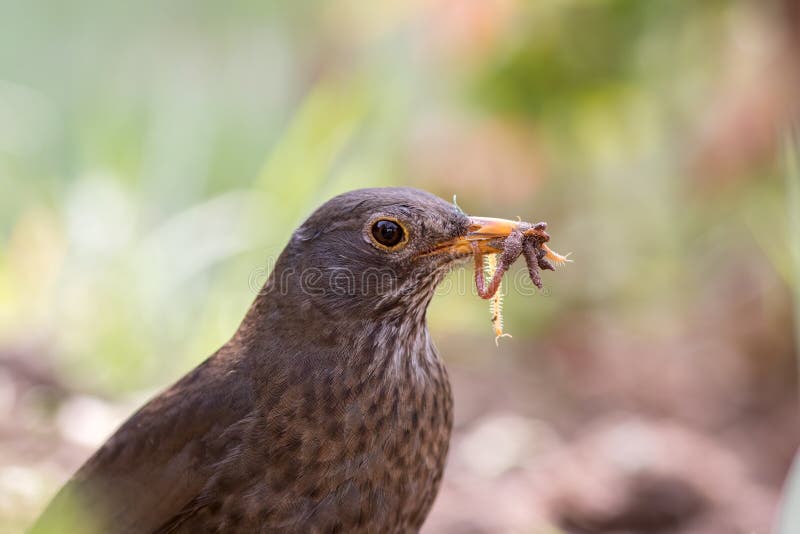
[32,187,551,533]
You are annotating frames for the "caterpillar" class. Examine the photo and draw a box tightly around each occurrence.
[484,253,512,346]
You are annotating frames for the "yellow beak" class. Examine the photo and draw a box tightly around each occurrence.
[423,216,550,256]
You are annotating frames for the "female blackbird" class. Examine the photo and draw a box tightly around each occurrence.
[32,187,540,533]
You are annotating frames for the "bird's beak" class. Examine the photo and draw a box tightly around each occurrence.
[422,216,550,257]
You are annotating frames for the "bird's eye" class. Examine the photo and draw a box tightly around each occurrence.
[370,219,406,249]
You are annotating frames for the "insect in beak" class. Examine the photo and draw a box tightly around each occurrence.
[422,214,571,343]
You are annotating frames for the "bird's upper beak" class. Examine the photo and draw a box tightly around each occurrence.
[422,216,550,257]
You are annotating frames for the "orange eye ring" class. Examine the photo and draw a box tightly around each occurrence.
[366,217,409,251]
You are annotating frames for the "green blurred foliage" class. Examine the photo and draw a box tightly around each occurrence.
[474,2,720,114]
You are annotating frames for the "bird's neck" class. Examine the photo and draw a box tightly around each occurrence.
[357,315,442,385]
[232,277,445,389]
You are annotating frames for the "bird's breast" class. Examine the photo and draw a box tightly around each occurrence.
[214,327,454,531]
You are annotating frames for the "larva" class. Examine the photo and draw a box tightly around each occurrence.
[543,243,572,265]
[484,254,512,346]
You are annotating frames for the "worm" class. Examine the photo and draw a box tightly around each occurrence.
[472,227,524,299]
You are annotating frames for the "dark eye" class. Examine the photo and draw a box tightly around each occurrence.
[371,219,405,248]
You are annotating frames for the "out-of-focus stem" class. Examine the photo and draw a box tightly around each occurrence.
[786,127,800,389]
[776,126,800,534]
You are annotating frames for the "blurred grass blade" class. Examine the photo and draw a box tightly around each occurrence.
[775,125,800,534]
[788,127,800,357]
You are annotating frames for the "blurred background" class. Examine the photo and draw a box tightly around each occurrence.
[2,0,799,532]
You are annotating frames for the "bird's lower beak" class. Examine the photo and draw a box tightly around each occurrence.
[422,216,550,257]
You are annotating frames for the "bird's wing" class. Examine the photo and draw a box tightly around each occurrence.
[30,350,254,534]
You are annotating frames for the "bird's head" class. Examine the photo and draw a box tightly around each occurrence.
[265,187,542,322]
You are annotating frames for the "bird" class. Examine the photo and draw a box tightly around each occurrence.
[32,187,532,533]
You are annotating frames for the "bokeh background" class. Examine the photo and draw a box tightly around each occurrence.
[2,0,800,532]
